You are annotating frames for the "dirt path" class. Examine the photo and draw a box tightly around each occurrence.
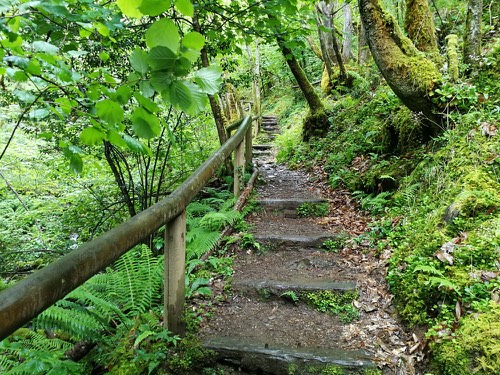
[200,116,420,374]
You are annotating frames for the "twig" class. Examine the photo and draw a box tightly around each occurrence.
[0,170,29,210]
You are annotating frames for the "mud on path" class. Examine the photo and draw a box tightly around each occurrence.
[199,117,423,374]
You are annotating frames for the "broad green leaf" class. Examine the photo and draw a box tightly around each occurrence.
[94,22,110,37]
[108,130,128,149]
[123,134,152,155]
[138,0,171,16]
[96,99,124,125]
[194,65,223,94]
[116,0,142,18]
[99,51,110,62]
[184,81,208,115]
[130,48,149,74]
[145,18,179,52]
[147,46,177,70]
[131,107,161,139]
[115,85,132,105]
[70,154,83,174]
[150,69,172,92]
[12,70,28,82]
[32,41,59,54]
[80,127,105,146]
[165,80,193,112]
[28,108,50,119]
[175,0,193,17]
[55,97,75,115]
[181,32,204,50]
[26,59,42,75]
[134,92,160,113]
[172,57,191,77]
[139,81,155,98]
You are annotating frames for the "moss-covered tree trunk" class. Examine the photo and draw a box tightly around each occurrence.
[358,0,442,138]
[405,0,439,54]
[276,38,328,140]
[463,0,483,68]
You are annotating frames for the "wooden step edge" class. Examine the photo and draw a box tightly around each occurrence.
[203,337,375,374]
[253,234,335,249]
[258,198,328,209]
[232,279,357,299]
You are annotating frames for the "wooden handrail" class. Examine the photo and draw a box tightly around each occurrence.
[0,116,253,340]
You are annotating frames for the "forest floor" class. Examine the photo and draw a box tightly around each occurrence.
[198,117,427,374]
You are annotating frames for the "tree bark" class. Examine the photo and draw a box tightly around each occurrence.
[315,1,348,84]
[404,0,439,54]
[463,0,483,68]
[193,14,228,146]
[358,0,442,136]
[276,38,325,114]
[358,21,371,65]
[342,2,353,62]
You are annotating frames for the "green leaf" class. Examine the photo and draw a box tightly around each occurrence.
[107,130,127,148]
[116,0,143,18]
[131,107,161,139]
[70,154,83,174]
[165,80,194,112]
[145,18,179,52]
[96,99,124,125]
[80,127,105,146]
[138,0,171,16]
[123,134,152,155]
[32,41,59,54]
[184,81,208,115]
[130,48,149,73]
[194,65,223,94]
[150,69,173,92]
[175,0,194,17]
[28,108,50,119]
[115,85,132,105]
[147,46,177,70]
[139,81,155,98]
[134,92,160,113]
[181,32,204,50]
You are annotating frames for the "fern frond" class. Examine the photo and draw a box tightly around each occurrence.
[186,228,221,260]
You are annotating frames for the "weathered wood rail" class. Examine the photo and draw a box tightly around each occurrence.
[0,115,256,340]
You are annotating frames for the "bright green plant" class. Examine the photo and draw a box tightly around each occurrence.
[304,290,360,323]
[297,202,329,217]
[280,290,300,303]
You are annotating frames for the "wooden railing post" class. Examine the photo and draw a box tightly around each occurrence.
[164,210,186,335]
[233,140,245,196]
[245,124,253,168]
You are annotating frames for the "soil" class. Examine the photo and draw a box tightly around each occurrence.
[198,118,426,374]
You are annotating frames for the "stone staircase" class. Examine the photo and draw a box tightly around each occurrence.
[200,115,380,374]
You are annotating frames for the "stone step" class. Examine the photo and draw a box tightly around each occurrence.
[204,337,375,375]
[254,234,334,249]
[233,278,356,300]
[259,198,328,211]
[253,144,273,150]
[253,150,272,156]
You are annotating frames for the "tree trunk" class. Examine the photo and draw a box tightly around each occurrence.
[193,14,228,146]
[358,0,442,137]
[276,37,328,140]
[463,0,483,68]
[276,39,325,114]
[316,1,348,84]
[358,21,371,65]
[405,0,439,54]
[342,2,353,62]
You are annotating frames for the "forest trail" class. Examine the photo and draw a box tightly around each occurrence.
[200,116,417,374]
